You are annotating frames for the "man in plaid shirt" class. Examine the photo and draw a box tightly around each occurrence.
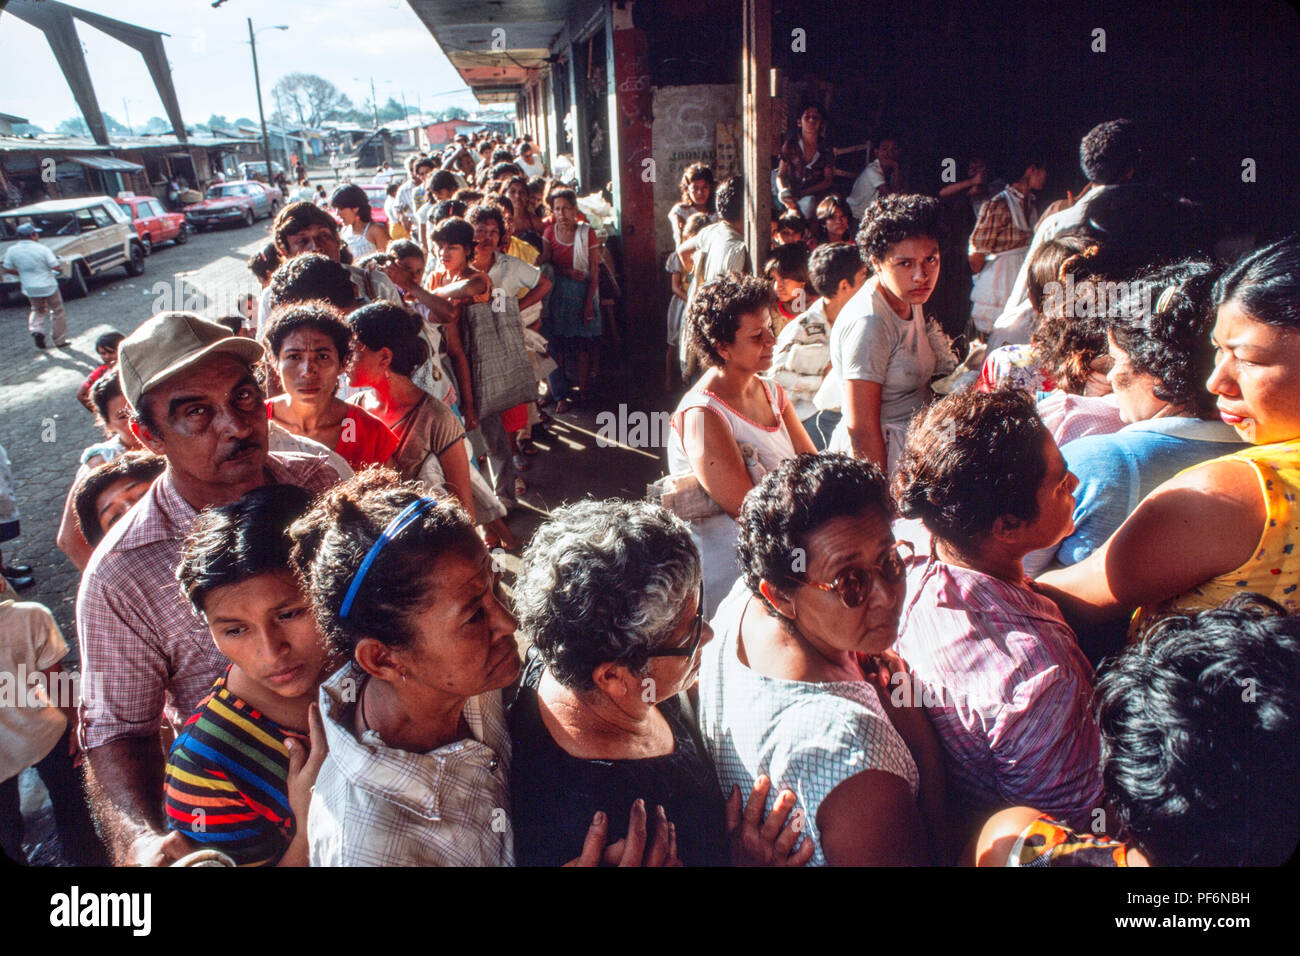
[968,161,1047,332]
[76,312,342,866]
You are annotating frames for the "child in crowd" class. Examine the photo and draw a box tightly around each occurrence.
[775,211,809,247]
[767,242,867,449]
[764,242,811,336]
[165,485,335,867]
[71,452,165,551]
[76,330,124,412]
[0,577,107,865]
[665,212,711,391]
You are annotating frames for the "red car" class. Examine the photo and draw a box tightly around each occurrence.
[183,180,282,231]
[360,184,389,225]
[116,194,188,253]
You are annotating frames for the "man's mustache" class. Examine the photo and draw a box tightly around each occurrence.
[220,438,262,463]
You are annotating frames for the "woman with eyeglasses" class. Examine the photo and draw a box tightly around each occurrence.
[892,389,1102,847]
[509,499,814,867]
[697,453,946,866]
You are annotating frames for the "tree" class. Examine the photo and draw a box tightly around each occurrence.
[57,114,128,136]
[437,106,469,122]
[142,116,171,134]
[272,73,353,128]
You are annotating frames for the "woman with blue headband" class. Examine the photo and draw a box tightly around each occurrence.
[292,468,520,866]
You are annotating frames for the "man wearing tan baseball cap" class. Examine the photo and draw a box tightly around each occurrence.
[76,311,342,866]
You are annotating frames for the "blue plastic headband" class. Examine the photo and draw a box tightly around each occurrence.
[339,496,440,620]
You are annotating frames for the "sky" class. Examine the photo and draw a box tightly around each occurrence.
[0,0,486,130]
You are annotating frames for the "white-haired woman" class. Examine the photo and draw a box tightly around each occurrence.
[509,498,815,867]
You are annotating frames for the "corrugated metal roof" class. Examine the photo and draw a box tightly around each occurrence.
[68,154,145,172]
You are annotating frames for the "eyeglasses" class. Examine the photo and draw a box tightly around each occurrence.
[650,579,705,660]
[796,540,915,609]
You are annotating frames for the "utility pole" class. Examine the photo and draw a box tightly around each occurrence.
[248,18,275,182]
[273,87,291,168]
[370,76,380,129]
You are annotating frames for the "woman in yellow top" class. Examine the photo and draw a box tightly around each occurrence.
[1039,237,1300,634]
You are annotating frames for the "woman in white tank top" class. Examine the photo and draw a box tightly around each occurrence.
[330,183,389,261]
[665,275,816,616]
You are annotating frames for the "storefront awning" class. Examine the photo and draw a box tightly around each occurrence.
[69,154,145,172]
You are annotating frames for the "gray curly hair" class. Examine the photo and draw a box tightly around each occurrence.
[514,498,701,691]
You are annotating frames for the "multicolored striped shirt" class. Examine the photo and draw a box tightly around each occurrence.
[896,555,1103,833]
[163,669,303,866]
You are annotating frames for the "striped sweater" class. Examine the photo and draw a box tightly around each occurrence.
[164,669,303,866]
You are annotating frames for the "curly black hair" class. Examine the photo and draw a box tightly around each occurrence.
[893,389,1050,549]
[1079,118,1140,185]
[715,176,744,223]
[289,468,480,655]
[1026,229,1120,393]
[1106,258,1222,418]
[267,253,357,312]
[685,273,775,368]
[855,193,946,266]
[465,202,505,234]
[1096,592,1300,866]
[264,300,353,366]
[737,453,893,611]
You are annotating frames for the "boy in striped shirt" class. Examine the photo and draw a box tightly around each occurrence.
[164,485,336,866]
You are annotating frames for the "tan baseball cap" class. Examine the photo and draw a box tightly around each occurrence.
[117,311,264,412]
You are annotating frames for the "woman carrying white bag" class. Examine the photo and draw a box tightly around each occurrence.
[660,274,815,617]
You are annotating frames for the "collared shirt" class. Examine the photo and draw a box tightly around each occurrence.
[986,185,1110,350]
[896,556,1103,831]
[968,187,1037,255]
[0,579,69,781]
[309,663,513,867]
[2,239,60,297]
[76,453,341,750]
[1025,416,1243,575]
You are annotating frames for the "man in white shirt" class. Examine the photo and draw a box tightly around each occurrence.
[2,223,66,349]
[847,138,901,220]
[676,176,750,377]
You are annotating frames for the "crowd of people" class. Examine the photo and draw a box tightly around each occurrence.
[1,117,1297,869]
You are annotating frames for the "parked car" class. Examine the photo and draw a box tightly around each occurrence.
[0,196,145,303]
[239,160,286,182]
[251,180,285,209]
[359,183,389,225]
[184,181,279,231]
[115,193,188,254]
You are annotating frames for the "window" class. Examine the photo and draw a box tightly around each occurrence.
[90,206,114,228]
[147,200,166,217]
[75,208,98,232]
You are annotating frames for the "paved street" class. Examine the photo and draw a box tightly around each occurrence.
[3,191,673,864]
[0,199,671,650]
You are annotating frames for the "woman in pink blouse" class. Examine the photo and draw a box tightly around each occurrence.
[892,389,1103,844]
